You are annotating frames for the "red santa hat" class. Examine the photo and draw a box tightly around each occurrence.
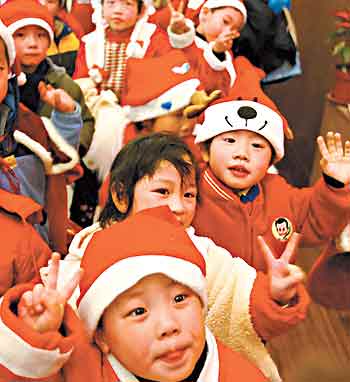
[0,20,15,68]
[0,0,54,42]
[194,75,293,163]
[77,206,207,338]
[187,0,247,26]
[122,50,200,122]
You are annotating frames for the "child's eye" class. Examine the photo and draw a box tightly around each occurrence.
[128,307,146,317]
[14,32,24,38]
[252,143,264,149]
[154,188,170,195]
[184,191,196,199]
[174,294,187,303]
[224,137,235,143]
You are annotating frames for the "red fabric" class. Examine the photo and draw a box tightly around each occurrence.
[307,242,350,310]
[70,1,95,36]
[0,190,51,296]
[57,9,85,39]
[250,272,310,341]
[193,167,350,271]
[15,104,82,253]
[78,207,206,304]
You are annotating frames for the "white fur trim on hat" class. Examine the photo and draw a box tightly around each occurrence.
[7,18,54,42]
[0,20,15,67]
[124,78,200,122]
[78,255,207,338]
[202,0,247,24]
[194,100,284,162]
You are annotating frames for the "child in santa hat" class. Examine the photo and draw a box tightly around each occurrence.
[54,132,308,381]
[39,0,83,76]
[191,92,350,273]
[0,18,83,253]
[0,0,94,154]
[0,207,281,381]
[166,0,266,97]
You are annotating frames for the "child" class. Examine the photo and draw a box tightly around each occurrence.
[0,208,271,381]
[192,95,350,272]
[167,0,265,97]
[39,0,83,76]
[0,19,82,253]
[0,0,95,154]
[59,133,309,381]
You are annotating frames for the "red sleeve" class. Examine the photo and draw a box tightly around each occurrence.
[145,27,173,58]
[72,41,89,79]
[15,224,51,286]
[250,272,310,341]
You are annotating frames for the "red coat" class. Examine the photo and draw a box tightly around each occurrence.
[193,167,350,271]
[14,104,82,253]
[0,284,267,382]
[0,189,51,296]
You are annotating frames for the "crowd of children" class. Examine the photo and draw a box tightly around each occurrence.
[0,0,348,381]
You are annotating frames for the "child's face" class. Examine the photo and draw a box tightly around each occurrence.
[103,0,140,32]
[39,0,60,17]
[131,160,197,228]
[199,6,243,43]
[0,39,9,103]
[13,26,50,73]
[98,273,205,381]
[205,130,272,190]
[152,109,197,138]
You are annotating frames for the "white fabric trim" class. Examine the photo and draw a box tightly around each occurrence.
[0,20,15,67]
[106,327,219,381]
[194,100,284,162]
[202,0,247,24]
[195,37,236,86]
[13,117,79,175]
[7,18,54,42]
[78,255,207,338]
[0,298,72,378]
[125,78,200,122]
[167,19,195,49]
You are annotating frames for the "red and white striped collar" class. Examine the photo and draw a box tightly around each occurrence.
[203,168,236,201]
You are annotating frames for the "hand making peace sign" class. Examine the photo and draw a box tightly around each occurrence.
[17,253,83,333]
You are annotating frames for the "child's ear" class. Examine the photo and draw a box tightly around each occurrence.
[199,143,210,163]
[94,328,110,354]
[111,184,129,214]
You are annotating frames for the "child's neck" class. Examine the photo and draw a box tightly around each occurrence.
[106,26,135,41]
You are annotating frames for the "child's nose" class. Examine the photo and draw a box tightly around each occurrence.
[157,310,180,338]
[26,34,38,46]
[169,195,185,214]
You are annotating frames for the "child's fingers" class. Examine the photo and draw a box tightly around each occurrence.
[21,291,34,309]
[46,252,61,291]
[257,235,275,269]
[317,136,330,160]
[32,284,45,313]
[61,268,84,303]
[326,131,337,156]
[177,0,184,14]
[167,0,175,13]
[280,232,302,263]
[345,140,350,158]
[334,132,344,158]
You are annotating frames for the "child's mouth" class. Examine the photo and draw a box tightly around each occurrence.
[229,165,250,178]
[157,346,188,364]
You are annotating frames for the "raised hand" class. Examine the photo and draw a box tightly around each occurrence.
[317,131,350,185]
[17,253,83,333]
[258,233,305,305]
[38,81,76,114]
[213,30,240,53]
[168,0,189,34]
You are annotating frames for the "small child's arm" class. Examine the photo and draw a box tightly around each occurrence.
[0,254,82,381]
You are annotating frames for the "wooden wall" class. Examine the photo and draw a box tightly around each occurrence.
[265,0,350,187]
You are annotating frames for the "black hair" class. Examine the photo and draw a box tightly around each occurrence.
[102,0,144,14]
[99,132,200,228]
[0,37,10,66]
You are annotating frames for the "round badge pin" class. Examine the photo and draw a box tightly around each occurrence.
[272,217,293,241]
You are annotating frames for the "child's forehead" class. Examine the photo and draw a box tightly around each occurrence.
[146,159,196,183]
[216,129,269,141]
[14,25,48,34]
